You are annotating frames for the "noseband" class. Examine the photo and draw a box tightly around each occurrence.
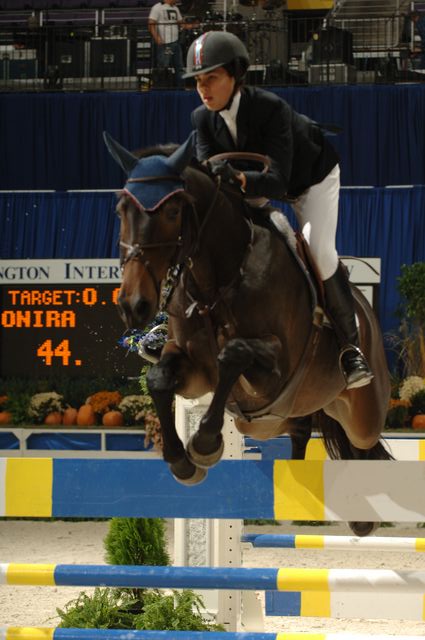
[118,171,186,303]
[120,237,182,304]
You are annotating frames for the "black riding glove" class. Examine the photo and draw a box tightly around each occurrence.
[207,159,241,187]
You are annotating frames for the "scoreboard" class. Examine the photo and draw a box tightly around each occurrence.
[0,259,142,378]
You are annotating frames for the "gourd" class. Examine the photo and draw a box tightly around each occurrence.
[0,411,12,425]
[412,414,425,430]
[62,407,78,426]
[102,410,124,427]
[44,411,63,425]
[77,404,96,427]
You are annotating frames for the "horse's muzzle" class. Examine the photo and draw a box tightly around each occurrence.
[118,294,152,330]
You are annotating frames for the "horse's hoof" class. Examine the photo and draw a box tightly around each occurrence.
[349,521,379,537]
[187,433,224,469]
[171,464,207,486]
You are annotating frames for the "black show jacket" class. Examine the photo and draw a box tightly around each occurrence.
[191,85,340,200]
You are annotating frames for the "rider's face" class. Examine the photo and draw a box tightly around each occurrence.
[195,67,235,111]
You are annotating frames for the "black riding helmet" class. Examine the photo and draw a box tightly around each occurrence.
[182,30,250,80]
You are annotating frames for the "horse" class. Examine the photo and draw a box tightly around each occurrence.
[104,132,392,536]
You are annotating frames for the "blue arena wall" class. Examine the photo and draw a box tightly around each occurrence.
[1,84,425,190]
[1,84,424,369]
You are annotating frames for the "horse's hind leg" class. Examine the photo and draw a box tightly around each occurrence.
[317,409,393,537]
[146,351,206,484]
[188,337,279,468]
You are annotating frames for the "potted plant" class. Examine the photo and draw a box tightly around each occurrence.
[396,262,425,377]
[409,388,425,429]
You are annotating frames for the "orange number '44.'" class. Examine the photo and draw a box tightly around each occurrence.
[37,339,72,366]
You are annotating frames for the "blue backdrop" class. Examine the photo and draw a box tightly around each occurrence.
[1,84,425,374]
[1,186,424,367]
[1,84,425,190]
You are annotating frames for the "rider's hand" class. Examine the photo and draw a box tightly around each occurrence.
[207,159,244,188]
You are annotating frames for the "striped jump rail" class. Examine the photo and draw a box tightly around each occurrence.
[2,630,425,640]
[2,457,425,521]
[2,563,425,593]
[242,533,425,551]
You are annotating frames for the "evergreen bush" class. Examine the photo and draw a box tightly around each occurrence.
[57,518,223,632]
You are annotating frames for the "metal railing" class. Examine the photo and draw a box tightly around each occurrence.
[0,11,423,91]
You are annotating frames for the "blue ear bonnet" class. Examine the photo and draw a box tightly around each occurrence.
[103,131,195,212]
[125,155,184,211]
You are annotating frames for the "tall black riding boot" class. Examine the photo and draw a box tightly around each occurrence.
[323,263,374,390]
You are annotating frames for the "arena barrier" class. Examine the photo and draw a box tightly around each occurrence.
[2,631,425,640]
[3,425,425,634]
[2,563,425,593]
[242,533,425,551]
[242,534,425,621]
[2,457,425,522]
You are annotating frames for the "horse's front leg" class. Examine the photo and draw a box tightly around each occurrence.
[188,337,279,468]
[146,351,206,485]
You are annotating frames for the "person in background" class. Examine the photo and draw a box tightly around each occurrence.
[410,10,425,69]
[148,0,196,87]
[182,30,373,390]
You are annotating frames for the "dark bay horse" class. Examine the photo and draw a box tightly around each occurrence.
[105,133,391,536]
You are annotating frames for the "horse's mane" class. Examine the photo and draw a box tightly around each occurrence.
[132,143,178,159]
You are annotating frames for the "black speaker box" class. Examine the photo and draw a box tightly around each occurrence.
[90,38,129,77]
[312,27,353,65]
[9,59,38,79]
[51,40,85,78]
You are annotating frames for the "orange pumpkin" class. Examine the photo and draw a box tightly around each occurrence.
[102,410,124,427]
[44,411,63,425]
[62,407,78,426]
[0,411,12,425]
[412,414,425,430]
[77,404,97,427]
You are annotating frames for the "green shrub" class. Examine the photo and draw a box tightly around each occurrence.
[57,587,224,632]
[57,517,224,632]
[134,589,224,631]
[409,389,425,417]
[104,518,170,567]
[386,404,409,428]
[56,588,138,629]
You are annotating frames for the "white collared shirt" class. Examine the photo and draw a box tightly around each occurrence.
[219,91,241,145]
[219,91,268,207]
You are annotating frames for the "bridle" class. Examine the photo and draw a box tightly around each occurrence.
[119,152,268,314]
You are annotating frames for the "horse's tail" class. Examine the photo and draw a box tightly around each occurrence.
[314,410,393,461]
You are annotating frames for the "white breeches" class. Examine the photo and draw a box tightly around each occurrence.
[291,164,340,280]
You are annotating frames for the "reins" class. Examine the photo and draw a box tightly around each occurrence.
[119,168,256,356]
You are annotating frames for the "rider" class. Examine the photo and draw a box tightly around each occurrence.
[182,30,373,390]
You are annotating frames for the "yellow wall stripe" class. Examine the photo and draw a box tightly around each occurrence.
[300,591,331,617]
[7,564,56,586]
[273,460,325,521]
[5,459,53,517]
[277,568,329,591]
[5,630,55,640]
[419,441,425,461]
[415,538,425,552]
[277,634,326,640]
[305,439,327,460]
[295,535,325,549]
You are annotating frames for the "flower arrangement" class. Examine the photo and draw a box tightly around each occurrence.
[28,392,66,424]
[387,376,425,429]
[119,312,168,363]
[399,376,425,402]
[87,390,122,415]
[118,395,152,426]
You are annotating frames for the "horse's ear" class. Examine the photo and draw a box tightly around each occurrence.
[103,131,139,174]
[165,131,196,175]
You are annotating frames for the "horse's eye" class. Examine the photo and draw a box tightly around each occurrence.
[166,206,181,220]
